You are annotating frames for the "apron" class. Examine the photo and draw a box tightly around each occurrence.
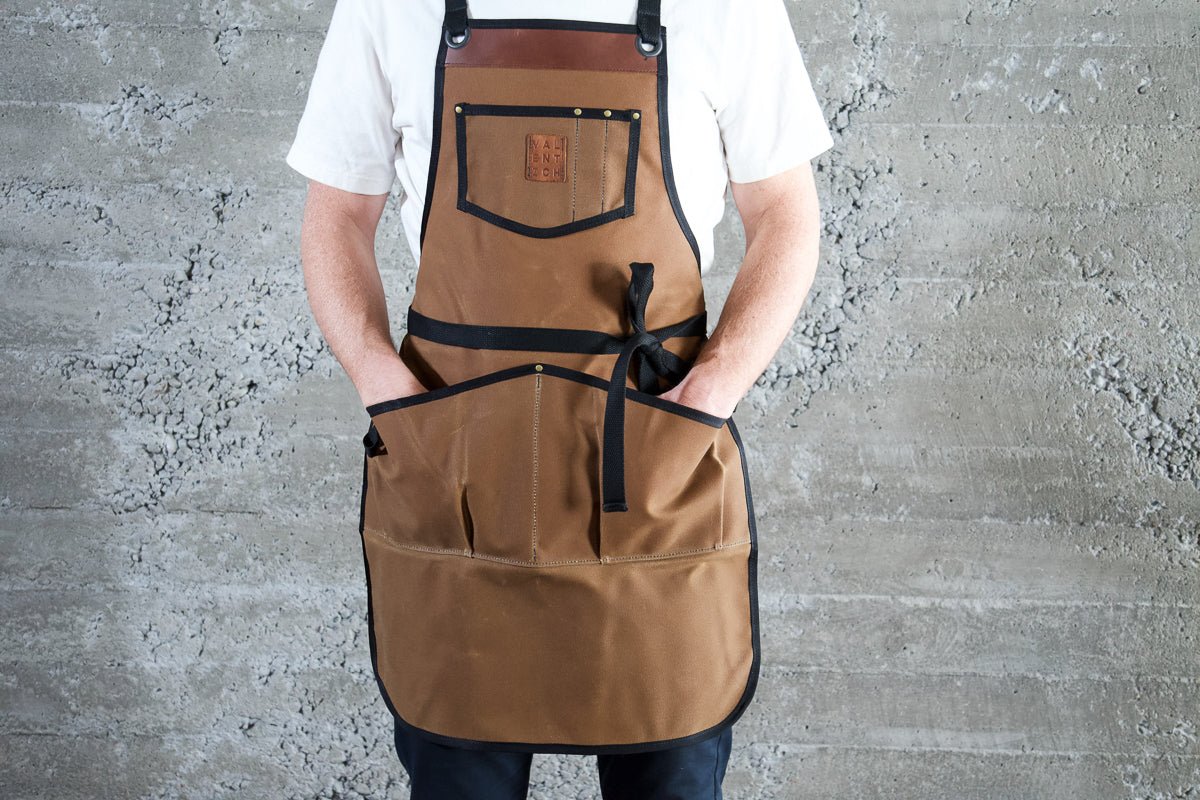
[357,0,761,754]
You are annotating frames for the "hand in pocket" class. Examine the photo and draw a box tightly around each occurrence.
[357,354,429,409]
[655,377,735,421]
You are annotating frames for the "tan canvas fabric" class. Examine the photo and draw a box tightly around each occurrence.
[359,21,760,751]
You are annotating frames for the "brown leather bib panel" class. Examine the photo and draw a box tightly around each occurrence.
[357,15,760,754]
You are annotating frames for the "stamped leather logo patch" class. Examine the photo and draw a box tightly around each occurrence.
[526,133,567,182]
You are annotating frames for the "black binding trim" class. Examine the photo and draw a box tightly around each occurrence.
[458,103,639,121]
[723,416,762,735]
[366,360,724,429]
[417,22,450,250]
[454,102,641,239]
[655,30,702,271]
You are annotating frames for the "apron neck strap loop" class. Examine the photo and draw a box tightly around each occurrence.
[444,0,470,48]
[635,0,662,55]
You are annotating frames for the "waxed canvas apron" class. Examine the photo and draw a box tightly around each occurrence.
[356,0,761,754]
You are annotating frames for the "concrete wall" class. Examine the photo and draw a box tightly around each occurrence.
[1,1,1196,797]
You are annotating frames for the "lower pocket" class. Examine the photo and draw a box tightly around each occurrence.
[597,392,737,560]
[362,363,750,565]
[363,370,537,561]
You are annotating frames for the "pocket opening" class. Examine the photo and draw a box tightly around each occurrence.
[363,370,536,559]
[597,394,735,560]
[625,389,728,428]
[366,362,537,417]
[361,361,746,564]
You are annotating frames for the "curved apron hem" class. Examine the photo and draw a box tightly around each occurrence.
[385,697,748,756]
[363,4,760,754]
[354,414,762,755]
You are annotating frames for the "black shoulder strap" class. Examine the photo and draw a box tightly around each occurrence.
[445,0,469,39]
[636,0,661,49]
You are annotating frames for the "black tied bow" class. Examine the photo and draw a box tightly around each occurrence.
[623,261,693,394]
[601,261,693,512]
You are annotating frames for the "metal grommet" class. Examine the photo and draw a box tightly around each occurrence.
[534,363,544,372]
[573,107,583,116]
[454,104,463,114]
[632,111,640,119]
[444,26,471,49]
[634,34,662,57]
[603,109,612,118]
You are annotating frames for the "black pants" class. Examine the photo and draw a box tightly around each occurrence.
[392,715,734,799]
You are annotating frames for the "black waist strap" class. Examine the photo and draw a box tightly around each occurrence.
[405,261,706,513]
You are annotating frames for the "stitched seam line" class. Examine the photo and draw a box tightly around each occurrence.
[473,551,596,566]
[600,118,609,213]
[531,373,541,562]
[571,117,579,221]
[362,535,472,558]
[600,539,752,564]
[363,528,750,567]
[718,438,725,548]
[365,531,594,566]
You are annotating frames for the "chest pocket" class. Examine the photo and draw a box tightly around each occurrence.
[454,102,641,238]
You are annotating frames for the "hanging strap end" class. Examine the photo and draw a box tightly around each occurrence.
[363,422,387,458]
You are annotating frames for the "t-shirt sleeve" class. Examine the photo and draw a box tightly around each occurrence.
[712,0,835,184]
[285,0,398,195]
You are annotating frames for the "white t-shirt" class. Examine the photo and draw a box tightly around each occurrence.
[285,0,834,275]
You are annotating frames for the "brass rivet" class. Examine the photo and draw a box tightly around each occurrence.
[454,105,462,113]
[573,107,583,115]
[603,109,612,117]
[534,363,544,372]
[632,111,640,119]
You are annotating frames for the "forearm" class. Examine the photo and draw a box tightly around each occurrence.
[679,198,820,418]
[299,184,421,406]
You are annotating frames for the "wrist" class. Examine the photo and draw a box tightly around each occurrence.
[353,352,425,408]
[675,369,741,419]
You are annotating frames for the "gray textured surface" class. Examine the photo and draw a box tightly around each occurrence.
[1,0,1197,798]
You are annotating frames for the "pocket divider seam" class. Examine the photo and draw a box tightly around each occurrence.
[531,372,542,563]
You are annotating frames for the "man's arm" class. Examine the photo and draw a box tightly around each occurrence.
[299,180,426,408]
[660,160,823,419]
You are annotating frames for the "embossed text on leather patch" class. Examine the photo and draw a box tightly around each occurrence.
[526,133,567,182]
